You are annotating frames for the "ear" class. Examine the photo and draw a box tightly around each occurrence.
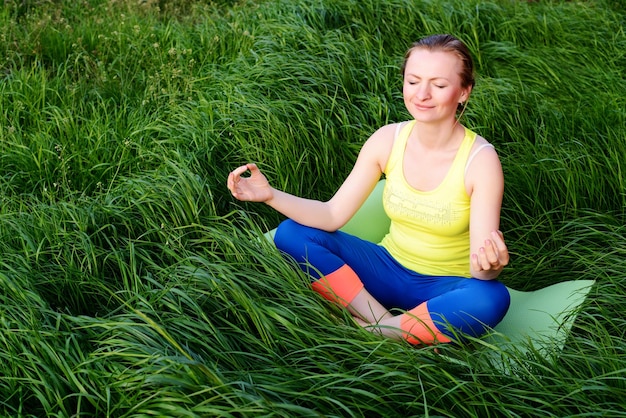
[460,86,472,102]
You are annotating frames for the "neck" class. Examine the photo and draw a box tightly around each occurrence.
[411,120,463,150]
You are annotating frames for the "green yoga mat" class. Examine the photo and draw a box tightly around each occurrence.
[486,279,593,361]
[267,180,594,355]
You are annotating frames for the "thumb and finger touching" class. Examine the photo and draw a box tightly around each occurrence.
[228,163,272,202]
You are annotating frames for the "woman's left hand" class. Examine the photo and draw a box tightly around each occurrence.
[471,230,509,275]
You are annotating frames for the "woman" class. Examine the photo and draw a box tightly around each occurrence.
[227,34,510,345]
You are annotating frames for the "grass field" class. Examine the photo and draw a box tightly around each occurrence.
[1,0,625,416]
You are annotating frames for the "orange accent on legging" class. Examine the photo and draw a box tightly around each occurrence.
[311,264,364,307]
[400,302,452,345]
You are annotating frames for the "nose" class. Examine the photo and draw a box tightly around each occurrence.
[415,83,431,101]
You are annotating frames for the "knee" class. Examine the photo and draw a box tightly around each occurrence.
[433,280,511,338]
[471,281,511,327]
[490,281,511,317]
[273,219,313,256]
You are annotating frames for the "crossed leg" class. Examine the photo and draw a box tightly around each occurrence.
[274,220,510,345]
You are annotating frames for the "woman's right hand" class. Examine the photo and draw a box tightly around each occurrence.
[227,163,273,203]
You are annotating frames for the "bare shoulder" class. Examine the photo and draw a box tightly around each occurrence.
[472,133,494,148]
[469,133,501,166]
[366,122,401,145]
[465,133,504,191]
[359,122,405,170]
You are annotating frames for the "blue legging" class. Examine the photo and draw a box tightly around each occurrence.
[274,219,510,339]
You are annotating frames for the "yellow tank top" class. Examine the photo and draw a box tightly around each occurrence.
[380,120,478,277]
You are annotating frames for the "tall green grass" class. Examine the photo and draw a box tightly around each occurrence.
[1,0,625,416]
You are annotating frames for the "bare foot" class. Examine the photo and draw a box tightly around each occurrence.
[352,316,371,327]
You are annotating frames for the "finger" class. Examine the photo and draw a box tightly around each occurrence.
[231,164,251,177]
[476,247,493,271]
[227,166,250,198]
[227,172,233,192]
[471,252,492,272]
[484,240,500,264]
[473,241,499,271]
[470,253,482,272]
[491,230,507,250]
[490,231,510,265]
[493,243,509,266]
[247,163,263,178]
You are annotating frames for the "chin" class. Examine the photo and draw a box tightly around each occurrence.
[411,114,440,124]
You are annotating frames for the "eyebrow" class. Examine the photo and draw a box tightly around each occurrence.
[405,74,451,81]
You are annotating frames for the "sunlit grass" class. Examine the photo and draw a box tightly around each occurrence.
[0,0,625,416]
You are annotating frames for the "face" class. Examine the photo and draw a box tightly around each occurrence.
[402,49,471,124]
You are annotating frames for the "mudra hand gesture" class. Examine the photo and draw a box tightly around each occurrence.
[471,230,510,276]
[227,163,273,203]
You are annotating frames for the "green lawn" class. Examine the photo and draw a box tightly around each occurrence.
[1,0,625,416]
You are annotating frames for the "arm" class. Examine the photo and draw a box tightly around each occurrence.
[466,143,510,280]
[227,125,395,231]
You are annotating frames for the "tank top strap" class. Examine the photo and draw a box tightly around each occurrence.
[464,143,495,175]
[385,120,415,175]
